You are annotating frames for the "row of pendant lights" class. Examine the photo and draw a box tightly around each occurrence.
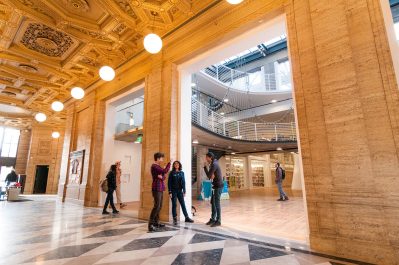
[35,0,244,123]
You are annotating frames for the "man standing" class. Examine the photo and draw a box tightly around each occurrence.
[115,161,127,209]
[203,152,224,227]
[148,152,171,232]
[5,169,18,186]
[275,162,289,201]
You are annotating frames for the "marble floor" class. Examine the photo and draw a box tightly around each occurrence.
[192,188,308,242]
[0,195,372,265]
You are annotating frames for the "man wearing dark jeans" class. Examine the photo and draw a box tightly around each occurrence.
[148,152,171,232]
[203,152,224,227]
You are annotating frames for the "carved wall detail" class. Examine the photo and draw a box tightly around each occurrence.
[21,23,74,57]
[62,0,90,13]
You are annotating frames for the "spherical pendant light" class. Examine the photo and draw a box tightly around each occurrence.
[226,0,243,4]
[99,65,115,81]
[71,86,85,100]
[51,101,64,112]
[35,113,47,122]
[52,131,60,139]
[144,33,163,54]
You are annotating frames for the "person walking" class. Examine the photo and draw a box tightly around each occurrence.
[5,169,18,186]
[203,152,224,227]
[275,162,289,201]
[102,165,119,215]
[148,152,171,232]
[168,161,194,225]
[115,161,127,209]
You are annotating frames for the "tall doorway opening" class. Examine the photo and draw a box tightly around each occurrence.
[33,165,49,194]
[100,84,144,216]
[179,15,308,243]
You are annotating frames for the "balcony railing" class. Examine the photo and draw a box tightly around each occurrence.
[192,98,296,142]
[201,64,291,93]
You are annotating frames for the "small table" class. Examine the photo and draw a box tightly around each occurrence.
[7,187,21,201]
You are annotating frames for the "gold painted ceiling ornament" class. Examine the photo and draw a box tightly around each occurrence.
[62,0,90,13]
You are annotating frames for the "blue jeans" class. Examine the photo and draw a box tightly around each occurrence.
[211,188,222,222]
[171,191,189,218]
[277,181,286,198]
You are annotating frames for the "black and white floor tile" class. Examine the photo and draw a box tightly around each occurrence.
[0,196,372,265]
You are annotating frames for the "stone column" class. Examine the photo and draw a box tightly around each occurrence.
[291,153,302,190]
[286,0,399,263]
[138,60,179,222]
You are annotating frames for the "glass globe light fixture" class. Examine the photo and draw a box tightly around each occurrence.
[226,0,244,4]
[71,87,85,100]
[35,113,47,122]
[99,65,115,81]
[52,131,60,139]
[144,33,163,54]
[51,101,64,112]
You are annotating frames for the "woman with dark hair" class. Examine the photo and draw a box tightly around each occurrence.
[102,164,119,215]
[168,161,194,225]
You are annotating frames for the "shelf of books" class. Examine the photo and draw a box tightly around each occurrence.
[251,160,265,188]
[226,157,246,191]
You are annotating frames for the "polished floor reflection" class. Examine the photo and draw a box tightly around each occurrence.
[0,196,368,265]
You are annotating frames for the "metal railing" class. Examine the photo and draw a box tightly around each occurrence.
[202,65,287,93]
[192,98,296,142]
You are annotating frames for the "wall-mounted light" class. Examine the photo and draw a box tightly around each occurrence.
[226,0,244,4]
[35,113,46,122]
[71,87,85,100]
[99,65,115,81]
[51,101,64,112]
[52,131,60,139]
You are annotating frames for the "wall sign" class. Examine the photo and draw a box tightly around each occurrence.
[69,150,85,185]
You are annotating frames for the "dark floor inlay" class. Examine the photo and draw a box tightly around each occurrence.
[86,228,134,238]
[172,248,223,265]
[117,236,172,252]
[189,233,225,244]
[120,219,146,225]
[26,243,103,262]
[248,244,287,261]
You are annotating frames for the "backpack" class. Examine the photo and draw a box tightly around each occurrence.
[100,178,108,193]
[281,168,286,180]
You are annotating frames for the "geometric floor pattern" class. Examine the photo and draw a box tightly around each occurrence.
[0,196,372,265]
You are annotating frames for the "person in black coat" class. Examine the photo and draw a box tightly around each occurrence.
[168,161,194,225]
[102,164,119,215]
[5,169,18,186]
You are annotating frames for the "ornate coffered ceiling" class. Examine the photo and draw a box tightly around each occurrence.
[0,0,215,128]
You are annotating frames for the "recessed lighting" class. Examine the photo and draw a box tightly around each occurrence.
[35,113,46,122]
[226,0,244,4]
[220,112,225,115]
[52,132,60,139]
[231,152,236,155]
[192,139,199,144]
[277,147,283,151]
[223,98,229,102]
[271,99,277,103]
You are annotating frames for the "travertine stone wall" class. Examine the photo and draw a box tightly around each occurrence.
[286,0,399,263]
[15,129,31,175]
[25,125,64,194]
[56,0,399,263]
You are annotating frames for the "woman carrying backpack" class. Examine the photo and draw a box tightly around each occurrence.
[275,162,289,201]
[102,164,119,215]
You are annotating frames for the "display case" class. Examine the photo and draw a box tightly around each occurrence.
[226,157,245,191]
[251,160,265,188]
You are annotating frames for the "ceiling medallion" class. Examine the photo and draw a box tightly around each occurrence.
[21,23,74,57]
[62,0,90,12]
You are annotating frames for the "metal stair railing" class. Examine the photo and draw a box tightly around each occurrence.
[191,98,296,142]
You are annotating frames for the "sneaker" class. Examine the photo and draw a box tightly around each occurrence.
[120,203,127,208]
[210,221,221,227]
[284,196,289,200]
[206,219,215,225]
[102,211,110,215]
[148,225,159,232]
[156,223,165,228]
[173,218,178,225]
[185,217,194,223]
[277,197,285,201]
[112,210,120,214]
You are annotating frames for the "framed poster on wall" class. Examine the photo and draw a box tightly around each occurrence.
[69,150,85,185]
